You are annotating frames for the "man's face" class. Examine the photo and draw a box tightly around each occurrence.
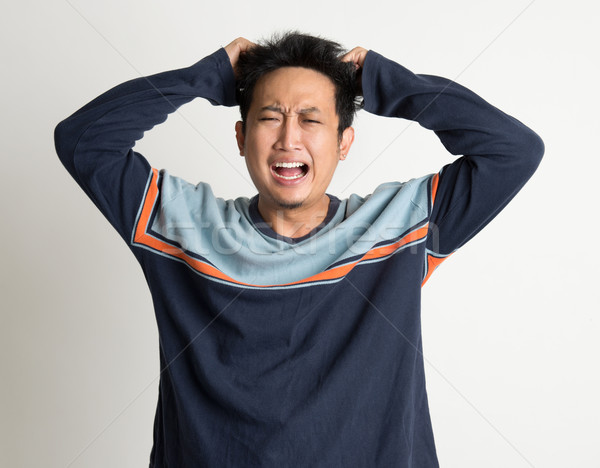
[235,67,354,216]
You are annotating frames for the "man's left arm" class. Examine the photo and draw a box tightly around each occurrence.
[346,48,544,272]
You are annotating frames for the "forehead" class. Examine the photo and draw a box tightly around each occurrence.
[250,67,336,113]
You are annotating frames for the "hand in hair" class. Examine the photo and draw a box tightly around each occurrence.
[342,47,368,70]
[224,37,257,78]
[342,46,368,97]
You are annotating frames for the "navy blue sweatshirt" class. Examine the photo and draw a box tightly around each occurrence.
[54,47,543,467]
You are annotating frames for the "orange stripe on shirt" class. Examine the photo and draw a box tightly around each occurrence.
[289,225,429,286]
[419,173,448,287]
[430,172,440,207]
[132,170,430,288]
[421,253,450,287]
[133,167,160,245]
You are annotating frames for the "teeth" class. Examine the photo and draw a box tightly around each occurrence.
[274,162,306,168]
[274,173,304,180]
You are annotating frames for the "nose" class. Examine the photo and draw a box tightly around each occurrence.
[275,117,302,151]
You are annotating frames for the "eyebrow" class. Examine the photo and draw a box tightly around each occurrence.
[260,105,321,114]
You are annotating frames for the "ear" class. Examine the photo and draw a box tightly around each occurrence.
[339,126,355,160]
[235,121,245,156]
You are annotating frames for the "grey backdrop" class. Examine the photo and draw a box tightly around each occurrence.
[2,0,598,467]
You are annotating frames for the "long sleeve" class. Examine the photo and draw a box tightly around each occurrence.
[361,51,544,268]
[54,47,237,243]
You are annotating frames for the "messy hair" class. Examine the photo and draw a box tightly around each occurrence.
[236,32,362,137]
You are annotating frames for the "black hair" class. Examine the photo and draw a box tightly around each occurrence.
[236,32,362,138]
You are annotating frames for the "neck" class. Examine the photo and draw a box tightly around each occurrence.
[257,194,331,238]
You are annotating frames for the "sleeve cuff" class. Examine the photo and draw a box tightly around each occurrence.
[214,47,237,107]
[361,50,382,114]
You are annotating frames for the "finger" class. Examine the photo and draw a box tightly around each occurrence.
[225,37,255,69]
[237,37,256,54]
[341,47,359,63]
[342,47,367,69]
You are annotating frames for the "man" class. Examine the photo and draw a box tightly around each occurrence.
[55,32,543,467]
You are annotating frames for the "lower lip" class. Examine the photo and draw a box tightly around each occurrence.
[270,167,309,186]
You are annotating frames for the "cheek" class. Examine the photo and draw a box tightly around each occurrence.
[308,137,340,165]
[247,130,274,155]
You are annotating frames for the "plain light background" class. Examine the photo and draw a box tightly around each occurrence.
[2,0,598,467]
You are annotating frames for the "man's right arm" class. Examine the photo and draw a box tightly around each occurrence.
[54,47,237,243]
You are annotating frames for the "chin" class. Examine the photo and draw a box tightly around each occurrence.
[276,200,304,210]
[268,191,307,210]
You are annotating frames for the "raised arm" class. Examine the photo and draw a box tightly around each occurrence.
[54,45,242,243]
[347,48,544,271]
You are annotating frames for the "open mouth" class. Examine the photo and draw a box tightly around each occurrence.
[271,161,309,181]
